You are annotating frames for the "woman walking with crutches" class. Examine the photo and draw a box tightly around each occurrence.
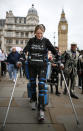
[23,24,57,121]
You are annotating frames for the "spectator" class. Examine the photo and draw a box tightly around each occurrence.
[7,47,20,82]
[1,50,6,76]
[77,50,83,94]
[63,43,79,99]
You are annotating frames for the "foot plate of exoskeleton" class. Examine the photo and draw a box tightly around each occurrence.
[38,110,45,123]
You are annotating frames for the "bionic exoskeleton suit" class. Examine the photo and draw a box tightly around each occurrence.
[24,36,57,110]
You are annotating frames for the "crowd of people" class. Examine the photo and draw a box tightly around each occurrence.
[0,24,83,122]
[0,48,26,82]
[48,44,83,97]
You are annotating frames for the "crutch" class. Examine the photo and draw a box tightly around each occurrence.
[61,70,80,125]
[36,76,39,107]
[0,73,18,130]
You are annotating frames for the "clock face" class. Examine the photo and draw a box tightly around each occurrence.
[61,25,66,30]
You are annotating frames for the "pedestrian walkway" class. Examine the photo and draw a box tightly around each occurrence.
[0,73,56,131]
[0,73,83,131]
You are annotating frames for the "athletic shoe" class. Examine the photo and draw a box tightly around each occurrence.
[79,86,82,89]
[31,102,36,110]
[56,91,61,96]
[70,92,79,99]
[13,79,16,83]
[38,110,45,121]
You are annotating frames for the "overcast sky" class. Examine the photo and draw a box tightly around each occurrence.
[0,0,83,49]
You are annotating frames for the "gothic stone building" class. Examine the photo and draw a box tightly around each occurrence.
[58,9,68,53]
[0,4,39,52]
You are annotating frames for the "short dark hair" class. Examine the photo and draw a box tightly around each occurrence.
[71,43,77,46]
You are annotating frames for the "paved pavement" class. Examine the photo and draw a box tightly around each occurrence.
[0,73,83,131]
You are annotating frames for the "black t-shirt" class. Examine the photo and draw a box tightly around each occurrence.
[23,37,57,63]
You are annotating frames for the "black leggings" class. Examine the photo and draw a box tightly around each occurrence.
[28,63,48,110]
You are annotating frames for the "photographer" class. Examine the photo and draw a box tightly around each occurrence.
[49,47,63,95]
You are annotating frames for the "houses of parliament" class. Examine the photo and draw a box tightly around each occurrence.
[0,4,68,53]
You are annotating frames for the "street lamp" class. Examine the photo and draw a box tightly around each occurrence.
[53,32,56,47]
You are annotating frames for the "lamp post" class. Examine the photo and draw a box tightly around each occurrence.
[53,32,56,47]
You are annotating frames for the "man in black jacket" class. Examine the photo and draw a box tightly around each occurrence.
[78,50,83,94]
[50,47,61,95]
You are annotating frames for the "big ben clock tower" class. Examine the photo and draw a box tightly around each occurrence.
[58,9,68,53]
